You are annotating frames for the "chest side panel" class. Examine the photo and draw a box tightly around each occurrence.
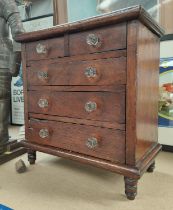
[135,22,160,162]
[126,20,161,166]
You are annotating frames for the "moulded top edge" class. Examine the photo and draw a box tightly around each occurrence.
[15,5,164,43]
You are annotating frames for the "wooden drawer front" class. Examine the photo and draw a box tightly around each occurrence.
[27,57,126,87]
[69,23,126,56]
[28,91,125,123]
[26,37,64,61]
[28,119,125,163]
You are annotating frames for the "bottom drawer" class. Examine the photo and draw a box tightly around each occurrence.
[28,119,125,163]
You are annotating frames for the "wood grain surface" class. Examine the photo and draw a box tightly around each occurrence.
[69,23,126,56]
[18,6,163,200]
[26,37,64,61]
[29,113,125,130]
[27,57,126,86]
[28,119,125,163]
[28,91,125,123]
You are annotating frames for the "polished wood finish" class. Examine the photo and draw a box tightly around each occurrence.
[27,50,127,67]
[29,113,125,130]
[28,91,125,123]
[28,84,126,93]
[28,149,36,165]
[27,57,126,86]
[26,37,64,61]
[18,6,163,200]
[21,140,161,180]
[126,20,160,165]
[28,119,125,163]
[126,20,138,166]
[69,23,126,56]
[22,44,29,139]
[147,161,155,173]
[124,177,138,200]
[135,22,160,163]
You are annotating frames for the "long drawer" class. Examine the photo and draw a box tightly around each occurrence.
[27,57,126,87]
[28,119,125,163]
[28,91,125,123]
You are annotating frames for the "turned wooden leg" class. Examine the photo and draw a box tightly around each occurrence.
[124,177,138,200]
[147,161,155,173]
[28,150,36,165]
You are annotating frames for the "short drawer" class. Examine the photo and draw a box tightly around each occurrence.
[26,37,64,61]
[28,91,125,123]
[27,57,126,87]
[28,119,125,163]
[69,23,126,56]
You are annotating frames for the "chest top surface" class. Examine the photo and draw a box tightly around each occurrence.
[16,5,164,43]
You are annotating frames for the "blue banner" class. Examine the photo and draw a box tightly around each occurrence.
[0,204,13,210]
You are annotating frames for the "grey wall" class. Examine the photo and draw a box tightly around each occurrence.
[67,0,99,22]
[30,0,53,18]
[18,0,53,20]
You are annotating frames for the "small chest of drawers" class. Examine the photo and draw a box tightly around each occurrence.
[17,6,164,200]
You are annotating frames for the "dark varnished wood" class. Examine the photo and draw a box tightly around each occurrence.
[126,20,161,166]
[136,144,161,176]
[21,44,29,139]
[28,84,126,93]
[126,20,138,166]
[124,177,138,200]
[69,23,126,56]
[26,23,126,61]
[20,140,161,180]
[27,57,126,86]
[18,7,163,200]
[21,140,140,178]
[29,113,125,130]
[147,161,155,173]
[135,22,160,163]
[26,37,64,61]
[28,91,125,123]
[27,50,127,67]
[28,119,125,163]
[28,149,36,165]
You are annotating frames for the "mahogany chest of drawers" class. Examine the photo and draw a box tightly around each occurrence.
[17,6,164,200]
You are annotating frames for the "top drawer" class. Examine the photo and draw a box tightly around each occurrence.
[25,23,126,61]
[26,37,64,61]
[69,23,127,56]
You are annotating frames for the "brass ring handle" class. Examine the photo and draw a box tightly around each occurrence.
[86,34,100,47]
[85,67,97,78]
[37,71,48,80]
[86,137,98,149]
[39,128,49,139]
[85,101,97,112]
[36,43,48,54]
[38,99,49,108]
